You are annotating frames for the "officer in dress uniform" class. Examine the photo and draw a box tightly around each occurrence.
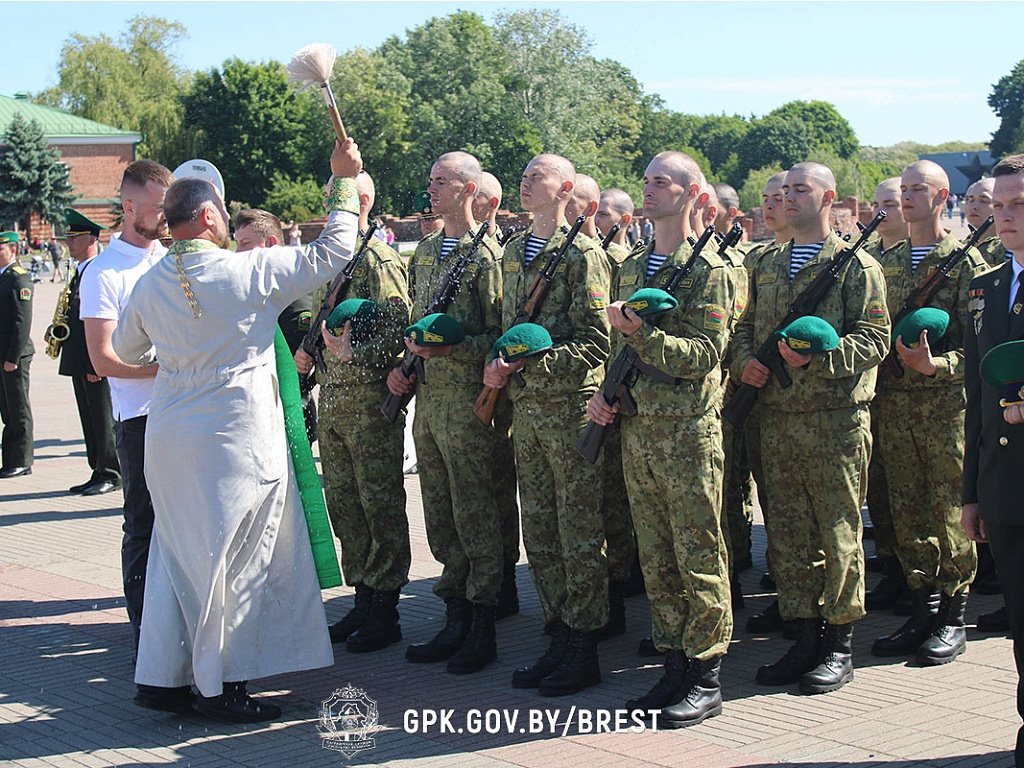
[0,231,34,477]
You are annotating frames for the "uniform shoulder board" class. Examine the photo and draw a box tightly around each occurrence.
[10,265,26,275]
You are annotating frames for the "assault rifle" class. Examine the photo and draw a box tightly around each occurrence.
[883,215,993,378]
[472,215,586,426]
[497,225,523,247]
[576,225,717,463]
[721,210,886,428]
[380,222,490,424]
[600,223,621,251]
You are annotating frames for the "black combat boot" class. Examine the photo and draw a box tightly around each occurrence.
[625,649,687,713]
[871,587,939,656]
[447,603,497,674]
[193,681,281,723]
[917,590,968,665]
[747,599,784,634]
[622,552,646,597]
[865,557,908,612]
[329,584,373,644]
[661,657,723,727]
[599,580,626,640]
[512,620,570,688]
[756,617,823,686]
[977,605,1010,633]
[731,571,745,611]
[405,597,471,663]
[346,589,401,653]
[538,628,602,697]
[495,562,520,620]
[637,636,660,657]
[799,622,854,694]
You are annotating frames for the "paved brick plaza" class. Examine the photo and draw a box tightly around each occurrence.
[0,275,1017,768]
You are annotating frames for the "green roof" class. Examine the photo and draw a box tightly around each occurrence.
[0,94,141,142]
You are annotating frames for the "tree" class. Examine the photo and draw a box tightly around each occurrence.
[0,115,76,229]
[262,173,324,223]
[738,164,784,212]
[989,59,1024,157]
[37,15,194,165]
[735,116,812,187]
[767,101,859,159]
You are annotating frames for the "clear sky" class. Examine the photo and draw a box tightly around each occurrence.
[2,1,1020,147]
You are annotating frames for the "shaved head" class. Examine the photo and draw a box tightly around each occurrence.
[713,183,739,211]
[766,171,788,192]
[600,188,635,217]
[476,171,502,204]
[651,150,702,187]
[902,159,949,191]
[436,151,482,186]
[571,173,600,208]
[356,171,376,209]
[967,177,995,198]
[788,162,836,193]
[531,153,576,182]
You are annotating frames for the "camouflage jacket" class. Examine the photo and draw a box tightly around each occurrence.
[501,224,611,405]
[876,233,987,392]
[731,231,891,412]
[409,228,503,390]
[613,237,737,417]
[314,233,411,388]
[976,235,1007,267]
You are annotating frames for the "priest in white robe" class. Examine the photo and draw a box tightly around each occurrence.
[112,140,362,722]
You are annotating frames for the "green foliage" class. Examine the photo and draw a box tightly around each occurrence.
[0,115,76,228]
[767,101,859,159]
[738,164,784,212]
[262,173,324,223]
[990,59,1024,157]
[736,116,812,187]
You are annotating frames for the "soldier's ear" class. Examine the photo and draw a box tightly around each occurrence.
[697,191,710,208]
[822,189,836,206]
[585,200,599,218]
[266,235,280,247]
[621,213,632,227]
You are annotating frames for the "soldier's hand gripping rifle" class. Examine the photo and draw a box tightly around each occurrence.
[576,224,717,464]
[883,215,993,378]
[298,227,374,395]
[380,222,490,424]
[472,215,586,426]
[721,210,886,428]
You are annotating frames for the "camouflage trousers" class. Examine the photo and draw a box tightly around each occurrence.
[319,382,410,591]
[513,394,608,632]
[602,425,636,581]
[866,409,896,558]
[414,385,503,604]
[874,388,977,595]
[621,409,732,660]
[744,405,771,565]
[761,405,869,625]
[722,417,754,569]
[492,393,521,566]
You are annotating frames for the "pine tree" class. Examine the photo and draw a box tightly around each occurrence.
[0,114,76,229]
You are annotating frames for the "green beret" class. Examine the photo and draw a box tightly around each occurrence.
[623,288,678,318]
[491,323,553,362]
[406,312,465,346]
[0,231,19,244]
[893,307,949,347]
[777,315,839,354]
[326,298,382,340]
[981,340,1024,405]
[413,190,436,218]
[62,208,107,238]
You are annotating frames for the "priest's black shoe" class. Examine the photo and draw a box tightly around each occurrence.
[329,584,373,644]
[133,684,195,714]
[193,681,281,723]
[799,622,853,695]
[538,628,601,697]
[512,620,569,688]
[406,597,471,662]
[82,478,121,496]
[977,605,1010,633]
[871,587,938,656]
[661,657,723,727]
[495,562,520,620]
[0,466,31,478]
[747,599,783,634]
[447,603,497,674]
[346,589,401,653]
[625,649,687,713]
[917,591,968,665]
[69,478,93,493]
[756,618,823,686]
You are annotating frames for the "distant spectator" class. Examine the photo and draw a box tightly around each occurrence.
[47,238,65,282]
[287,222,302,246]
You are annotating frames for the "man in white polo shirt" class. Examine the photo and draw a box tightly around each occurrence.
[79,160,173,690]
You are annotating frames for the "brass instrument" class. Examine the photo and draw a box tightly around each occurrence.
[44,267,74,359]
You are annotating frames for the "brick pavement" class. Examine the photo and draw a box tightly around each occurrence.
[0,277,1018,768]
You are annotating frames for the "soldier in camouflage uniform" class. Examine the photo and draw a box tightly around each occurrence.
[870,161,983,664]
[732,162,890,695]
[389,152,505,674]
[293,175,412,654]
[472,171,521,619]
[482,154,611,697]
[965,178,1006,265]
[590,151,737,726]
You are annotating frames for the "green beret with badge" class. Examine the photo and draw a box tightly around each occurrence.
[623,288,678,318]
[981,340,1024,406]
[406,312,464,346]
[413,190,437,219]
[491,323,553,362]
[326,298,383,341]
[62,208,107,238]
[777,315,839,354]
[0,231,19,244]
[892,307,949,347]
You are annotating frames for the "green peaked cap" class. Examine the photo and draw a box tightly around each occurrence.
[413,190,435,217]
[326,298,382,337]
[0,231,19,244]
[777,315,839,354]
[63,208,107,237]
[624,288,678,317]
[406,312,465,346]
[981,340,1024,405]
[491,323,553,362]
[893,307,949,347]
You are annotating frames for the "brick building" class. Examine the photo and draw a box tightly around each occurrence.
[0,94,141,244]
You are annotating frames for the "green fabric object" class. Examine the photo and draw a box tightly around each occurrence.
[491,322,553,362]
[406,312,465,346]
[413,189,435,217]
[0,231,19,244]
[274,327,342,589]
[981,340,1024,404]
[63,208,106,237]
[326,297,382,340]
[624,288,678,317]
[893,307,949,347]
[777,315,840,354]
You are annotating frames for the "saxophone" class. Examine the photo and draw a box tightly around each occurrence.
[44,268,74,359]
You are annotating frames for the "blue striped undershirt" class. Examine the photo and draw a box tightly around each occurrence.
[524,235,547,269]
[789,242,823,280]
[440,236,459,260]
[910,245,933,274]
[646,252,669,280]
